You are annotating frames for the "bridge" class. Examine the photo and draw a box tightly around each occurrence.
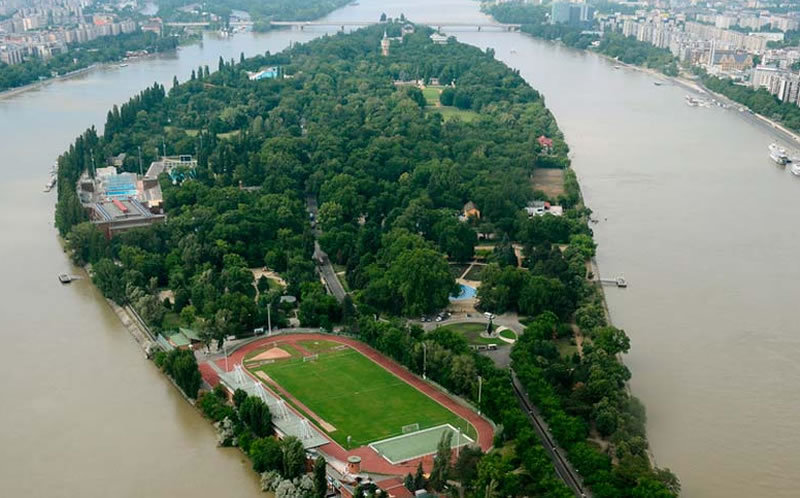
[165,20,521,31]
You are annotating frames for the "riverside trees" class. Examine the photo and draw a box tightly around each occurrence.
[0,31,182,92]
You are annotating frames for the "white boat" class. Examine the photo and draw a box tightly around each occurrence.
[119,63,128,68]
[43,173,56,192]
[792,163,800,176]
[769,143,790,165]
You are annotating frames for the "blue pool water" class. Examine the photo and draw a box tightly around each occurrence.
[450,284,477,301]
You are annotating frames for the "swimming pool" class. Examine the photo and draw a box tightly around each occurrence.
[450,284,477,301]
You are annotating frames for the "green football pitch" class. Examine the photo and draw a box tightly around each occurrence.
[253,348,475,448]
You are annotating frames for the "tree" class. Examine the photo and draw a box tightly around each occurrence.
[593,326,630,355]
[380,12,387,21]
[386,248,455,316]
[239,396,272,437]
[233,388,248,408]
[436,219,477,262]
[250,437,283,473]
[429,431,453,491]
[275,476,315,498]
[414,461,426,490]
[404,473,416,492]
[653,467,681,495]
[440,87,455,106]
[282,436,306,479]
[452,446,483,489]
[157,349,202,399]
[92,258,125,303]
[66,222,108,265]
[313,456,327,498]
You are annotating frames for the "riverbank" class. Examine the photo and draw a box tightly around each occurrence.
[587,39,800,148]
[0,64,99,101]
[611,57,800,146]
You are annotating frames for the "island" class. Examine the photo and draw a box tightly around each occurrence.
[54,21,678,497]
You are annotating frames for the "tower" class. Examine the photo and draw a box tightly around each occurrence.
[381,30,390,56]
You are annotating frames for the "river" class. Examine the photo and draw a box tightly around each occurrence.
[0,0,797,496]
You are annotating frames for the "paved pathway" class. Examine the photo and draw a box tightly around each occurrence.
[511,370,589,498]
[307,197,347,302]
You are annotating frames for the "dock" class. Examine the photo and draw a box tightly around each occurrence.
[57,273,83,284]
[599,276,627,288]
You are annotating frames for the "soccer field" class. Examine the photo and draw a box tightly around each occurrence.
[253,348,475,448]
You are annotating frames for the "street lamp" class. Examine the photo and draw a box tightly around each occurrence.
[477,375,482,415]
[422,342,427,380]
[267,302,272,335]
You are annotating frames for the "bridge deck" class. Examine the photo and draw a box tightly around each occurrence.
[166,20,520,28]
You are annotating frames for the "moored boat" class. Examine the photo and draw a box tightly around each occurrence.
[769,143,790,165]
[43,173,56,192]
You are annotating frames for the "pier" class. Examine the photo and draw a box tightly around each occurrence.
[598,276,628,288]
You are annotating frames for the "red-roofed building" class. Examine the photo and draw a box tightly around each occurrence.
[377,477,415,498]
[537,135,553,152]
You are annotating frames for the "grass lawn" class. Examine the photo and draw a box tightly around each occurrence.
[499,329,517,341]
[162,311,181,330]
[266,277,284,291]
[164,125,199,137]
[217,130,241,140]
[297,339,342,354]
[422,86,442,105]
[436,322,505,346]
[428,106,480,123]
[253,348,473,447]
[555,338,578,358]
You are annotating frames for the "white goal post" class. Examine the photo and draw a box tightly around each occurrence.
[401,423,420,434]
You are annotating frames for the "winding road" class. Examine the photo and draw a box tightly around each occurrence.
[307,197,348,302]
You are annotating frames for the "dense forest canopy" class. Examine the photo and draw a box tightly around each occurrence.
[56,22,677,496]
[56,23,574,329]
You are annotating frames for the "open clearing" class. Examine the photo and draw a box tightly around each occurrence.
[436,322,505,346]
[250,346,474,447]
[422,86,442,105]
[532,168,565,198]
[429,106,480,123]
